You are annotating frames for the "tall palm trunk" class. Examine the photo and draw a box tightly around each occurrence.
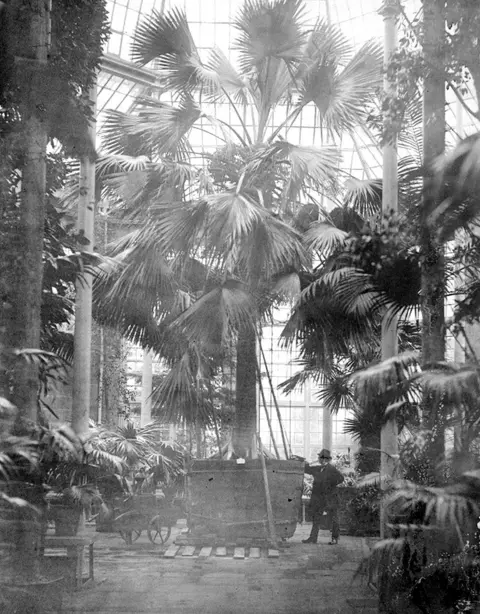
[9,0,49,423]
[233,325,257,457]
[421,0,446,480]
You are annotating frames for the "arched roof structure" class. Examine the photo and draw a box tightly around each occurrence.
[98,0,390,180]
[98,0,479,180]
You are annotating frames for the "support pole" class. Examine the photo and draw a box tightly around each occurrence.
[256,359,280,459]
[379,0,401,539]
[257,435,279,549]
[72,85,96,437]
[259,342,290,458]
[140,349,153,426]
[322,406,332,452]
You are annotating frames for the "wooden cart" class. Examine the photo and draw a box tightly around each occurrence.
[113,493,180,545]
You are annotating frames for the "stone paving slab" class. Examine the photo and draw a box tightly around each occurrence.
[62,524,378,614]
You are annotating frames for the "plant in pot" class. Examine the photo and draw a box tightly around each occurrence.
[40,424,125,536]
[87,420,185,532]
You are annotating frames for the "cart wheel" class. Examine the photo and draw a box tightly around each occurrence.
[115,511,142,544]
[148,515,171,545]
[119,528,142,544]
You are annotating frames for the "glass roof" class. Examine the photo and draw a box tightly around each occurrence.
[98,1,479,182]
[104,0,383,62]
[99,0,391,180]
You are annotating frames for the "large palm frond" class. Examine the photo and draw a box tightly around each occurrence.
[131,8,205,95]
[204,47,248,104]
[281,270,380,374]
[152,350,218,426]
[304,222,348,259]
[172,279,256,352]
[351,351,421,410]
[299,37,382,135]
[429,133,480,242]
[299,19,351,70]
[95,233,176,315]
[132,8,245,104]
[101,98,201,159]
[344,178,382,219]
[233,0,307,138]
[261,140,341,203]
[233,0,307,75]
[132,8,195,67]
[237,213,307,285]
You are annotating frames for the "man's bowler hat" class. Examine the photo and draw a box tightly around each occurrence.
[317,449,332,460]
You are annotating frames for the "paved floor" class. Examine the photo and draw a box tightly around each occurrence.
[60,522,378,614]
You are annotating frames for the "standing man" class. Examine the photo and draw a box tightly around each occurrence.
[301,449,344,544]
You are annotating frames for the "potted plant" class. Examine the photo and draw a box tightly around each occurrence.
[40,422,126,536]
[87,420,186,532]
[46,485,103,536]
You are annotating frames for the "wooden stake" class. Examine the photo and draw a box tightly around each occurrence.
[259,341,290,458]
[256,359,280,459]
[257,435,279,550]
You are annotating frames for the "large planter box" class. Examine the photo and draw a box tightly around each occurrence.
[187,459,304,540]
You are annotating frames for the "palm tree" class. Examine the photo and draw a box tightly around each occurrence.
[94,0,383,457]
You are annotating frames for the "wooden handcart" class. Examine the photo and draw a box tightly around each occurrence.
[113,493,181,545]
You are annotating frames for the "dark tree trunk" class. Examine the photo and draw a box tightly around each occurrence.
[233,325,257,458]
[7,0,49,423]
[421,0,446,481]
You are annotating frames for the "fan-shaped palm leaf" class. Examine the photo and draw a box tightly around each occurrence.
[233,0,307,75]
[96,154,151,176]
[172,280,257,351]
[238,213,307,284]
[95,236,176,318]
[132,8,235,100]
[262,141,341,202]
[204,47,249,105]
[300,39,382,135]
[298,20,351,71]
[131,7,196,67]
[152,350,217,426]
[102,99,201,159]
[344,178,382,218]
[304,221,348,257]
[316,372,354,414]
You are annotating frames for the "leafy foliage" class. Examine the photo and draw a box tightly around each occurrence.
[0,0,110,156]
[94,0,382,451]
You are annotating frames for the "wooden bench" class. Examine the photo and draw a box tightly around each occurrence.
[42,536,94,590]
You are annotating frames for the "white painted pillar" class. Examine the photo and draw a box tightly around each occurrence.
[72,85,96,437]
[322,405,332,452]
[140,349,153,426]
[304,380,311,459]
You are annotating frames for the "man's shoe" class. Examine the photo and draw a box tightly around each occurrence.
[327,538,338,545]
[302,537,317,544]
